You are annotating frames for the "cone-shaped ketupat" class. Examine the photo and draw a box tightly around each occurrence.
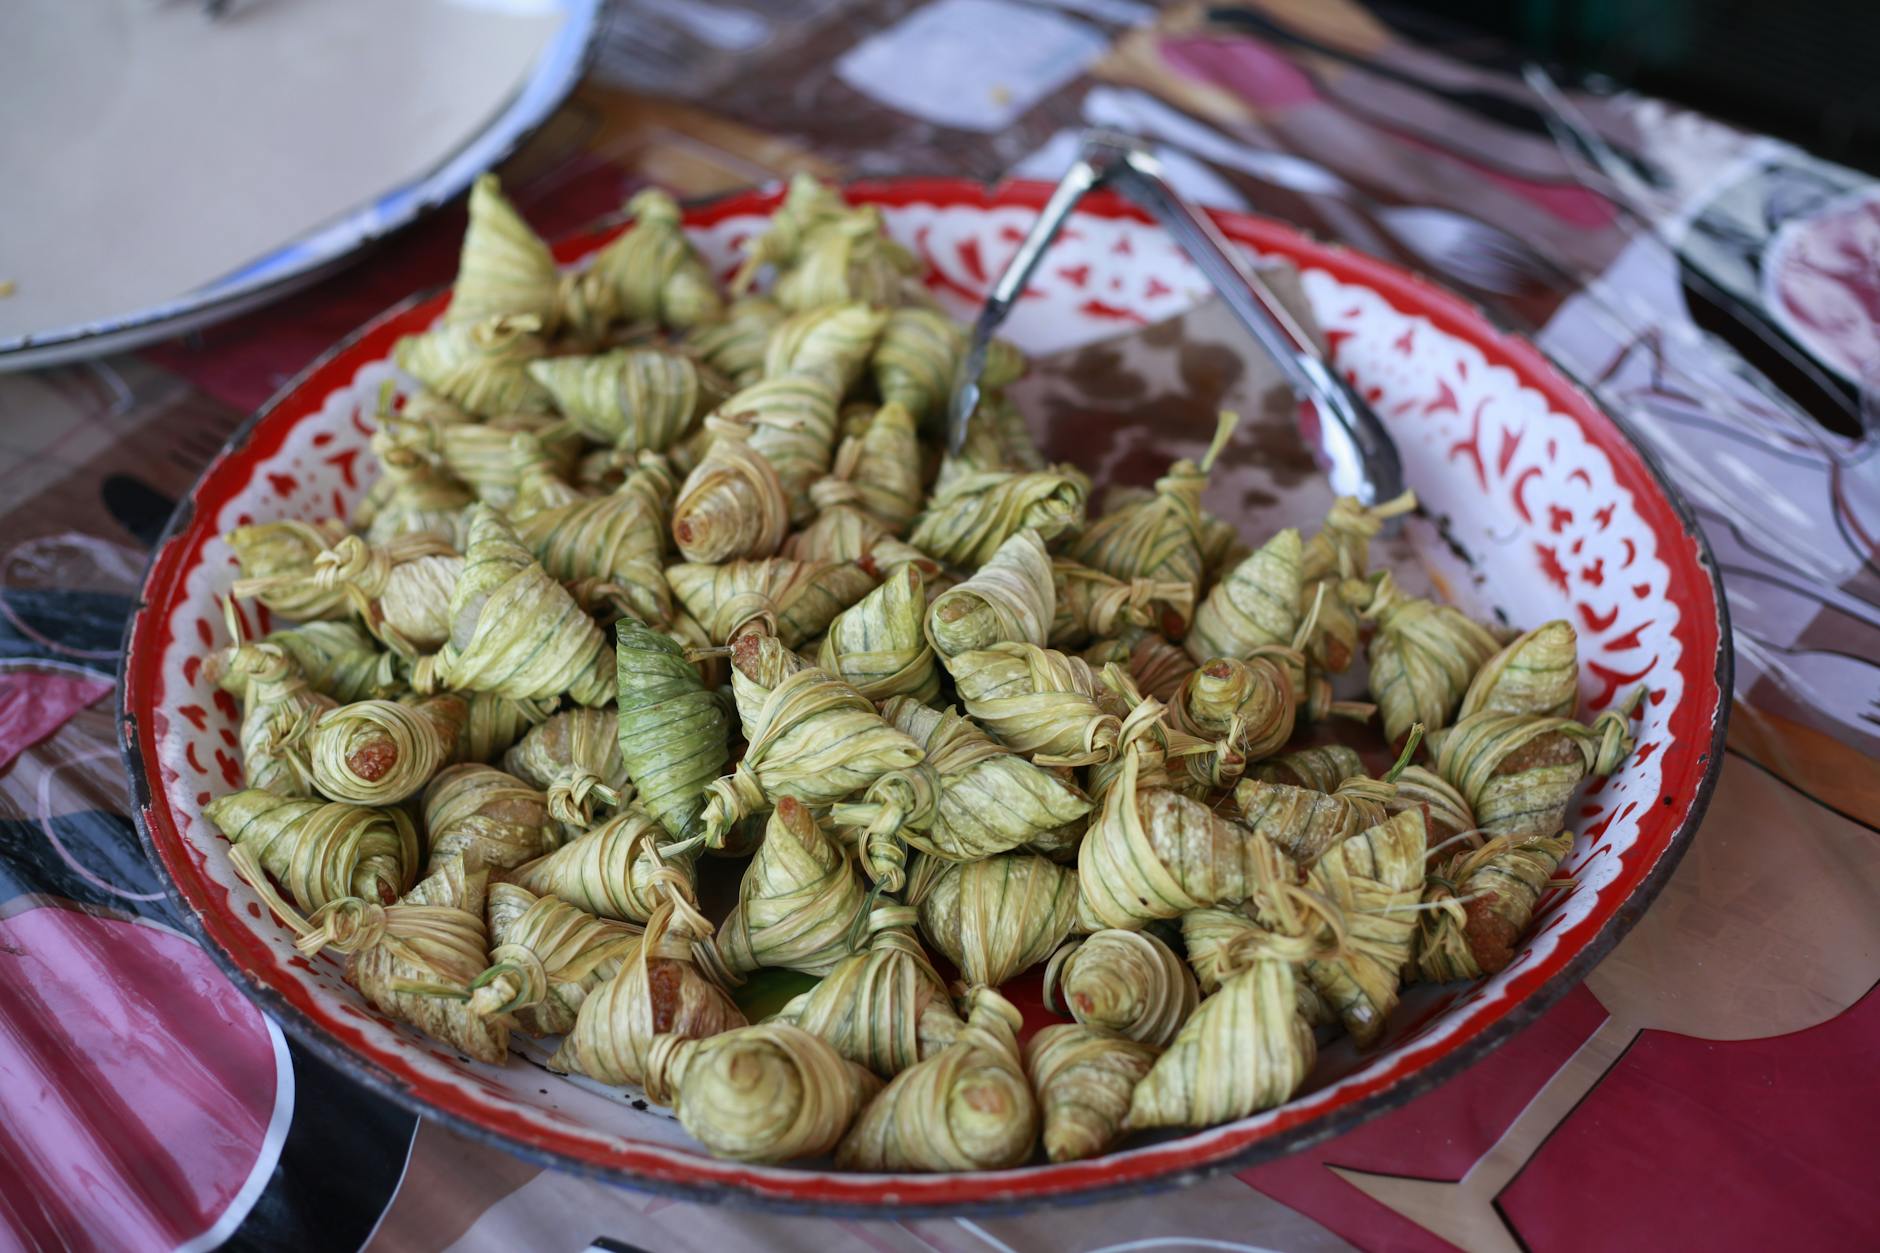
[945,641,1124,767]
[1415,831,1573,981]
[281,854,511,1064]
[818,563,939,703]
[686,296,783,389]
[1185,527,1304,665]
[527,347,719,453]
[909,850,1078,988]
[415,504,613,706]
[667,556,877,650]
[1431,687,1644,842]
[614,620,730,842]
[422,764,556,874]
[1125,912,1323,1131]
[1230,729,1422,869]
[643,1023,882,1162]
[502,709,629,830]
[1457,619,1581,721]
[695,634,927,852]
[225,518,359,621]
[206,789,420,911]
[870,305,963,426]
[773,204,921,311]
[910,468,1088,566]
[209,620,400,707]
[445,173,562,331]
[505,805,695,925]
[307,698,450,806]
[1027,1023,1160,1163]
[762,303,887,394]
[1069,410,1239,625]
[1251,744,1366,792]
[731,171,853,292]
[1296,492,1417,674]
[715,798,869,978]
[1179,907,1340,1028]
[878,697,1093,863]
[379,403,581,512]
[1168,655,1299,789]
[566,188,723,334]
[511,441,675,626]
[469,882,642,1036]
[781,504,937,580]
[1048,559,1192,650]
[669,418,791,562]
[1044,928,1198,1047]
[1077,749,1295,931]
[551,889,746,1087]
[360,436,475,548]
[807,401,924,533]
[306,533,461,655]
[411,689,553,766]
[772,904,961,1078]
[703,371,844,525]
[1387,764,1477,847]
[927,529,1055,659]
[1363,572,1501,748]
[835,986,1038,1172]
[221,638,336,797]
[394,314,554,417]
[1305,808,1428,1046]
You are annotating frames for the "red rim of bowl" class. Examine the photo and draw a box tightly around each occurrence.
[118,176,1731,1215]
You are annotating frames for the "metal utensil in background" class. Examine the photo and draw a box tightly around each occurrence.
[950,129,1405,506]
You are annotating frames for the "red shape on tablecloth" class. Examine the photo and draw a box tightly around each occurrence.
[1239,983,1610,1252]
[0,906,285,1251]
[1501,983,1880,1250]
[0,669,113,773]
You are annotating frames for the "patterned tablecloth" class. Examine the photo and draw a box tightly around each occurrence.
[3,2,1877,1249]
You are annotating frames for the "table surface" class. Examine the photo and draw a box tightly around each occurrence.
[2,2,1877,1250]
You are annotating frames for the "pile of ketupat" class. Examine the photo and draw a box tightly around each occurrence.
[206,172,1646,1170]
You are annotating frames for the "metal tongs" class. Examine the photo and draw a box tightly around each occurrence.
[949,130,1405,506]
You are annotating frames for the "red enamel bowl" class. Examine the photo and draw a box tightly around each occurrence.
[121,177,1728,1213]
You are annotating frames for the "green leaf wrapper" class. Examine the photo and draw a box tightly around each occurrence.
[1415,831,1572,981]
[834,986,1037,1172]
[772,904,962,1078]
[394,314,554,418]
[615,620,730,842]
[1363,572,1501,748]
[1457,619,1581,721]
[1076,749,1294,930]
[686,296,783,389]
[205,788,419,911]
[715,797,868,977]
[1044,928,1197,1047]
[1305,808,1428,1046]
[502,709,630,830]
[415,504,614,706]
[818,563,939,703]
[307,698,450,806]
[668,556,876,649]
[1026,1023,1160,1163]
[909,850,1078,988]
[644,1023,882,1162]
[566,188,723,334]
[927,529,1055,659]
[528,347,721,452]
[909,468,1088,567]
[879,696,1093,863]
[422,764,556,875]
[470,882,642,1036]
[551,893,746,1087]
[505,803,695,925]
